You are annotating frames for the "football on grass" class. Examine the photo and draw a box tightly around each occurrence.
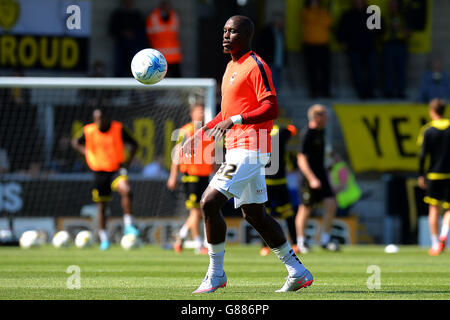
[120,233,141,250]
[52,231,71,248]
[19,230,41,249]
[75,230,94,248]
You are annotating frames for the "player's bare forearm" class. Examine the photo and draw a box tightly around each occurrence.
[71,139,85,156]
[417,146,427,190]
[167,151,180,191]
[169,160,179,179]
[171,143,182,167]
[418,175,426,190]
[297,153,318,183]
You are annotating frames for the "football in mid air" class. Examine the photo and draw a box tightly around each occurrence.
[131,48,167,85]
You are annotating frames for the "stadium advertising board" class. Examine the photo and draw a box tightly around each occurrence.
[0,0,90,71]
[0,217,55,239]
[333,103,450,173]
[55,216,358,246]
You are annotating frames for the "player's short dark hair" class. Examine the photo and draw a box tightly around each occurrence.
[241,16,254,39]
[429,98,446,116]
[230,15,254,44]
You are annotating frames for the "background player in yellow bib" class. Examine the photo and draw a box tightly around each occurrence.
[72,107,139,250]
[167,104,214,255]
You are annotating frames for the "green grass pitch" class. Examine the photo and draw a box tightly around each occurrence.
[0,244,449,300]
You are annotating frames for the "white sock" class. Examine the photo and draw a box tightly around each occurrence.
[179,224,189,240]
[207,242,225,277]
[272,242,306,278]
[203,224,208,247]
[431,234,439,248]
[123,213,132,227]
[297,236,305,247]
[194,236,203,249]
[440,224,449,240]
[321,233,331,245]
[99,229,108,242]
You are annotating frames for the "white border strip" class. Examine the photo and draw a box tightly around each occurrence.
[0,77,216,89]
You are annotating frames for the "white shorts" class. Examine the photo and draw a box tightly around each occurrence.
[209,149,271,208]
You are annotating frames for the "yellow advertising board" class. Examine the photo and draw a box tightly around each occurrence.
[0,0,91,71]
[333,103,450,173]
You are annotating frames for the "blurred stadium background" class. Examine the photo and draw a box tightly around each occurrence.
[0,0,449,249]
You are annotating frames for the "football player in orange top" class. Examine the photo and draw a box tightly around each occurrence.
[167,104,214,255]
[183,15,313,293]
[72,107,139,251]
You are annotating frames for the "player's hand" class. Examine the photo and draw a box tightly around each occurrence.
[418,176,426,190]
[309,177,322,190]
[207,118,234,141]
